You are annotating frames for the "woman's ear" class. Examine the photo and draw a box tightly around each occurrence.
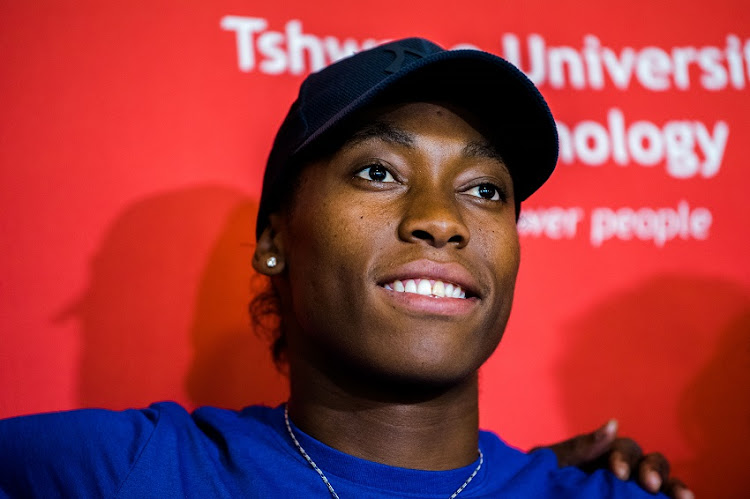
[252,215,286,275]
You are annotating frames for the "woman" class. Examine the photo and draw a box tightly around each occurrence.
[0,38,690,498]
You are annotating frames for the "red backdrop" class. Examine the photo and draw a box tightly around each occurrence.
[1,1,748,496]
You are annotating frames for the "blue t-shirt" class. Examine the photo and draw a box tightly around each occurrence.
[0,403,665,498]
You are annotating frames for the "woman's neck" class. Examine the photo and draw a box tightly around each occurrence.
[286,358,480,471]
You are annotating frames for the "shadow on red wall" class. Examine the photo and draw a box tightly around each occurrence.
[185,195,288,408]
[557,275,750,498]
[676,308,750,498]
[55,185,287,411]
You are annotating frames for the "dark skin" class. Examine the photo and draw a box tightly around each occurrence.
[254,102,693,497]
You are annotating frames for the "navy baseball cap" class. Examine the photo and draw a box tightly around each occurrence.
[255,37,558,239]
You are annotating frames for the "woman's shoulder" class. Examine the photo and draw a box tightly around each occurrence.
[477,429,668,498]
[0,403,166,454]
[0,401,281,454]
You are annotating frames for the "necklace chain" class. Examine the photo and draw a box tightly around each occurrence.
[283,405,483,499]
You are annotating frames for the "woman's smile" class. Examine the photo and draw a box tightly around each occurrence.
[376,258,481,316]
[377,283,479,316]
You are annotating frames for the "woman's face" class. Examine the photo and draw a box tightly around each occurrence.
[269,101,520,386]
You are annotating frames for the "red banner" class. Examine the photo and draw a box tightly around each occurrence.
[1,2,748,496]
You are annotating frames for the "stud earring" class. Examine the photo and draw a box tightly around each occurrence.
[266,256,277,268]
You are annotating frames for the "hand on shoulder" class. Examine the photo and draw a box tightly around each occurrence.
[532,420,694,499]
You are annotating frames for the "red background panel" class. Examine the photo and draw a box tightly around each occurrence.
[1,1,748,496]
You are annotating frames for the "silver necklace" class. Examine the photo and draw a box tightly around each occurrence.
[284,405,483,499]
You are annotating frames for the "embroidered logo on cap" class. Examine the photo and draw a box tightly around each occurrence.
[382,44,427,74]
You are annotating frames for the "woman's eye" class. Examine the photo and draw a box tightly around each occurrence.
[355,164,395,183]
[467,183,502,201]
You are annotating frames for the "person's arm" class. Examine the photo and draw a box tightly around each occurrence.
[0,407,159,497]
[532,420,694,499]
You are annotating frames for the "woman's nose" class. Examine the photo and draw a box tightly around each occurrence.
[397,188,470,249]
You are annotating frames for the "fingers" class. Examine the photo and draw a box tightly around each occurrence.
[538,419,618,468]
[572,419,619,464]
[607,438,642,480]
[542,426,695,498]
[636,452,669,492]
[663,477,695,499]
[531,424,694,497]
[631,451,695,499]
[596,419,619,445]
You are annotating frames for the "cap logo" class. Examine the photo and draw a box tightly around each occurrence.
[382,44,427,74]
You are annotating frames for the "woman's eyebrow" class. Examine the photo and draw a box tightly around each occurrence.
[343,121,415,149]
[463,141,509,173]
[462,141,504,163]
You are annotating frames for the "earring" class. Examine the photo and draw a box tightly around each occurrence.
[266,256,277,268]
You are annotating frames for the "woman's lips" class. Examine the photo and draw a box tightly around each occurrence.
[376,259,481,298]
[376,259,481,316]
[377,284,478,316]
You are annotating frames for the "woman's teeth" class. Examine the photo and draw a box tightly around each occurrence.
[384,279,466,299]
